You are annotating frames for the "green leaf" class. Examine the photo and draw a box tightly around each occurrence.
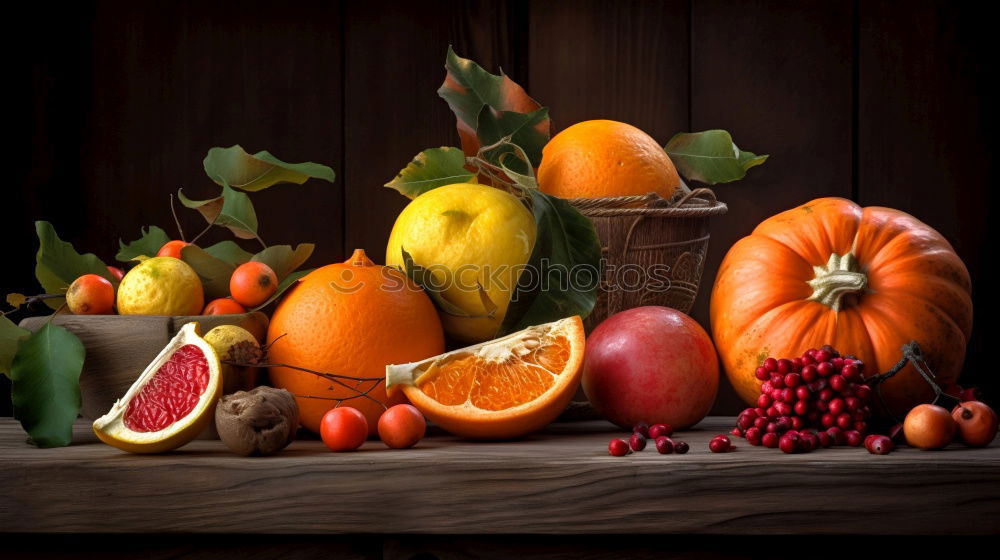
[10,323,85,447]
[385,147,475,199]
[664,130,768,185]
[178,184,260,240]
[116,225,171,262]
[203,240,254,266]
[180,245,236,301]
[499,189,601,334]
[250,244,315,282]
[34,221,113,309]
[1,315,31,379]
[475,105,550,169]
[252,268,312,311]
[437,46,550,164]
[203,145,335,192]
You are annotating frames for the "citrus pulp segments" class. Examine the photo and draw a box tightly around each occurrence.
[386,316,585,439]
[92,322,222,453]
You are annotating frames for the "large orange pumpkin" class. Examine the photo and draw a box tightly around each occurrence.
[710,198,972,415]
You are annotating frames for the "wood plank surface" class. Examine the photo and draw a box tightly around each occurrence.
[2,417,998,535]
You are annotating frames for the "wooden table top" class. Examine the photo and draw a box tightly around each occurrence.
[2,417,998,535]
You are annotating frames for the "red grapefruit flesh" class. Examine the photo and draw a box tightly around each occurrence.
[124,344,211,432]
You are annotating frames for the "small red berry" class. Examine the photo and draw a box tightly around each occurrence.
[798,431,819,452]
[790,416,804,430]
[655,436,674,454]
[709,435,732,453]
[771,376,785,389]
[815,350,832,363]
[777,359,793,374]
[817,431,833,448]
[865,435,894,455]
[829,398,846,416]
[795,386,811,401]
[801,354,816,367]
[830,374,848,392]
[745,427,763,446]
[608,438,631,456]
[819,388,834,402]
[821,413,835,428]
[794,400,810,416]
[762,432,780,448]
[758,394,773,408]
[831,357,845,370]
[674,441,689,454]
[854,421,867,434]
[629,432,647,451]
[632,422,649,437]
[755,366,770,380]
[826,426,845,445]
[730,427,743,437]
[754,417,769,430]
[845,430,863,447]
[837,413,853,430]
[779,433,800,454]
[648,423,673,439]
[855,385,872,402]
[763,357,779,372]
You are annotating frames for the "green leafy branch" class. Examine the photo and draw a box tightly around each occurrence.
[4,146,335,448]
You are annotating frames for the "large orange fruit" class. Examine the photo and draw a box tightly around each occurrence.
[386,316,586,439]
[537,119,680,200]
[267,249,445,434]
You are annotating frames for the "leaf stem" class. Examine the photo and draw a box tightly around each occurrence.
[169,193,187,242]
[188,220,215,245]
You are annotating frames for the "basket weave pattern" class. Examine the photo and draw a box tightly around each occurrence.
[568,188,728,331]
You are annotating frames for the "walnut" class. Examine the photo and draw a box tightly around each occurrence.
[215,386,298,456]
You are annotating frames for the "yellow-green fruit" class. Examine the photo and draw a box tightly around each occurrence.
[116,257,204,316]
[204,325,262,394]
[386,183,536,343]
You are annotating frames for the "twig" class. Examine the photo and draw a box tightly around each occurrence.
[169,193,186,242]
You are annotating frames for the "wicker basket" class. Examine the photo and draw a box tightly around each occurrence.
[567,187,728,331]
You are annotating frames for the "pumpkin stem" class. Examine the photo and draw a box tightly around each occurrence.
[807,253,868,312]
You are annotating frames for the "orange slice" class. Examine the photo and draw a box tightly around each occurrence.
[386,316,585,439]
[93,322,222,453]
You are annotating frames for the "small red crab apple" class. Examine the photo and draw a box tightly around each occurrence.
[321,407,368,452]
[230,262,278,308]
[378,404,426,449]
[66,274,115,315]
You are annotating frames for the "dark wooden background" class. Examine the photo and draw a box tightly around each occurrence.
[5,0,995,417]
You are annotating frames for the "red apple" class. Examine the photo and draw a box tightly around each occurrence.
[582,306,719,430]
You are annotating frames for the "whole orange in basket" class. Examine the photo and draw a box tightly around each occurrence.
[537,119,680,200]
[267,249,445,435]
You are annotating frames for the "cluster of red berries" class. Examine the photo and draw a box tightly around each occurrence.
[730,345,878,454]
[608,422,690,456]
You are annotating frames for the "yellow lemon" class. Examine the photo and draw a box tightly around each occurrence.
[117,256,205,316]
[386,183,536,343]
[204,325,262,394]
